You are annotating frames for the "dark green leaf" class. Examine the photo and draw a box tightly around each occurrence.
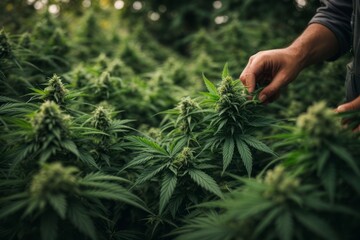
[160,172,177,214]
[188,169,223,198]
[236,138,252,177]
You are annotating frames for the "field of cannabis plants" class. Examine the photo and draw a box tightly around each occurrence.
[1,1,360,240]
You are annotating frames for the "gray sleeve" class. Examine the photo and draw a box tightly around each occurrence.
[309,0,353,60]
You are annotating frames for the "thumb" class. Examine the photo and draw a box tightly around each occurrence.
[337,96,360,113]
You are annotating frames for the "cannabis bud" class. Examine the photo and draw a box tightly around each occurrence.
[178,97,199,116]
[96,53,109,70]
[0,29,13,60]
[30,162,78,197]
[44,74,68,106]
[19,32,31,49]
[32,101,71,142]
[218,76,236,96]
[216,76,246,116]
[91,106,111,131]
[296,101,340,143]
[49,28,69,55]
[95,71,111,99]
[263,166,300,203]
[173,147,194,169]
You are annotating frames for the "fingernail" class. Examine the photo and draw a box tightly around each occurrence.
[337,106,345,113]
[259,94,267,103]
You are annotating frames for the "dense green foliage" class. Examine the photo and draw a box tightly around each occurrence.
[1,0,360,239]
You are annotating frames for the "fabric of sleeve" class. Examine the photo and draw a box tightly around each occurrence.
[309,0,353,61]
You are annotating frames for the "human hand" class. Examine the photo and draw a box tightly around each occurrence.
[239,48,305,103]
[337,96,360,132]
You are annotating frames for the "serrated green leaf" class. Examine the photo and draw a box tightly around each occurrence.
[188,169,223,198]
[136,164,167,185]
[294,211,338,240]
[327,143,360,175]
[67,203,97,240]
[321,163,336,202]
[276,210,293,240]
[48,194,67,219]
[61,140,79,156]
[222,63,229,79]
[240,135,275,156]
[203,73,218,95]
[40,211,58,240]
[236,138,252,177]
[254,207,283,237]
[222,138,234,173]
[159,172,177,214]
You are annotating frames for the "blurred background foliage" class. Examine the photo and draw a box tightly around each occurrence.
[0,0,348,118]
[0,1,357,239]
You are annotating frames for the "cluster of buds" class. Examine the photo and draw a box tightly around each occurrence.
[145,127,162,142]
[96,53,109,70]
[107,59,133,78]
[44,74,68,106]
[172,147,194,170]
[95,71,111,99]
[217,76,246,110]
[91,106,112,131]
[0,29,13,60]
[49,28,69,55]
[296,101,340,145]
[32,101,71,142]
[178,97,199,116]
[262,166,300,203]
[19,32,31,49]
[177,97,200,134]
[30,162,78,197]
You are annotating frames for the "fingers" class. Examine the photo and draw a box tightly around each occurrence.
[259,71,287,103]
[336,96,360,112]
[240,72,256,93]
[239,54,263,94]
[336,96,360,132]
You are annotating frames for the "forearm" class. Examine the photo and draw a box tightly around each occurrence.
[287,23,340,70]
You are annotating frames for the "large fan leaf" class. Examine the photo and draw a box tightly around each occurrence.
[240,135,275,156]
[47,194,67,219]
[235,138,252,177]
[222,138,235,173]
[188,169,223,198]
[159,172,177,214]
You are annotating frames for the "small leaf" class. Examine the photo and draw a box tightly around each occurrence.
[222,63,229,79]
[203,73,218,95]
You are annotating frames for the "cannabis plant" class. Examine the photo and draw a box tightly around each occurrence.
[201,65,275,176]
[124,136,223,217]
[174,166,350,240]
[0,29,14,61]
[162,96,204,145]
[279,102,360,201]
[85,105,133,167]
[0,162,148,240]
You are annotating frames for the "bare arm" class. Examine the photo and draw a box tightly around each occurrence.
[240,23,339,103]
